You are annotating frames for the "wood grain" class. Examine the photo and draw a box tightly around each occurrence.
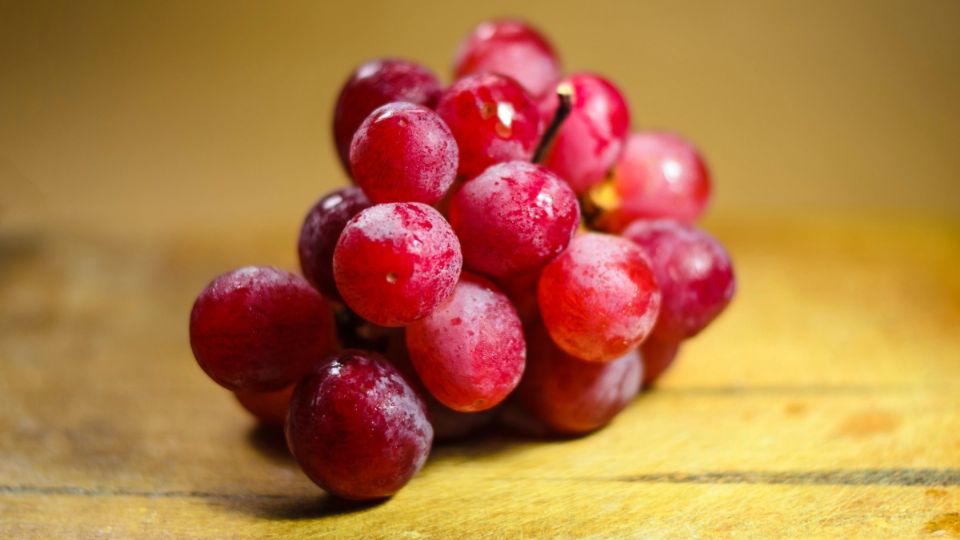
[1,215,958,538]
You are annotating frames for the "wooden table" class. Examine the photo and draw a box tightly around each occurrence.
[2,214,958,538]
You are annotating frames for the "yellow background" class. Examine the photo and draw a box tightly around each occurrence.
[2,0,958,238]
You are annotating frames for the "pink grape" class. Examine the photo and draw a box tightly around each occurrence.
[436,73,541,180]
[349,102,458,205]
[453,19,561,99]
[599,131,710,232]
[518,323,642,435]
[333,59,442,172]
[406,273,525,412]
[623,219,736,341]
[539,73,630,193]
[538,233,660,362]
[449,161,580,278]
[333,203,462,327]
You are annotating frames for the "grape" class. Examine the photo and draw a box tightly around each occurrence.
[428,402,497,442]
[234,385,294,427]
[349,102,458,205]
[449,161,580,278]
[623,219,735,342]
[298,187,372,302]
[384,331,497,440]
[538,232,660,362]
[333,304,397,352]
[333,202,462,327]
[640,336,680,388]
[189,267,336,392]
[333,59,442,172]
[593,132,710,232]
[436,73,541,180]
[539,73,630,193]
[406,273,525,412]
[518,323,642,435]
[453,19,561,99]
[493,269,542,325]
[286,350,433,500]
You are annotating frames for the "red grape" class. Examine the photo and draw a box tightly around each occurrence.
[298,187,372,302]
[449,161,580,278]
[538,232,660,362]
[406,273,525,412]
[234,385,295,427]
[286,350,433,500]
[349,102,458,205]
[333,59,442,172]
[189,266,336,392]
[623,219,736,341]
[333,202,462,327]
[518,323,642,435]
[494,269,542,325]
[384,331,497,440]
[453,19,561,99]
[640,336,680,388]
[597,132,710,232]
[436,73,541,180]
[539,73,630,193]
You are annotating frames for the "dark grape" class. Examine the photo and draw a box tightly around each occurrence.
[286,350,433,500]
[298,187,372,302]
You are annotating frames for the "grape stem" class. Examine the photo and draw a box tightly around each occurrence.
[532,83,574,164]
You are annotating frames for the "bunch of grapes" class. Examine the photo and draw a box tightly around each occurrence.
[189,19,736,502]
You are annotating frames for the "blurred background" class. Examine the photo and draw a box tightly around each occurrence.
[2,0,958,241]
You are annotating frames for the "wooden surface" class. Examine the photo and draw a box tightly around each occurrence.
[1,214,959,538]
